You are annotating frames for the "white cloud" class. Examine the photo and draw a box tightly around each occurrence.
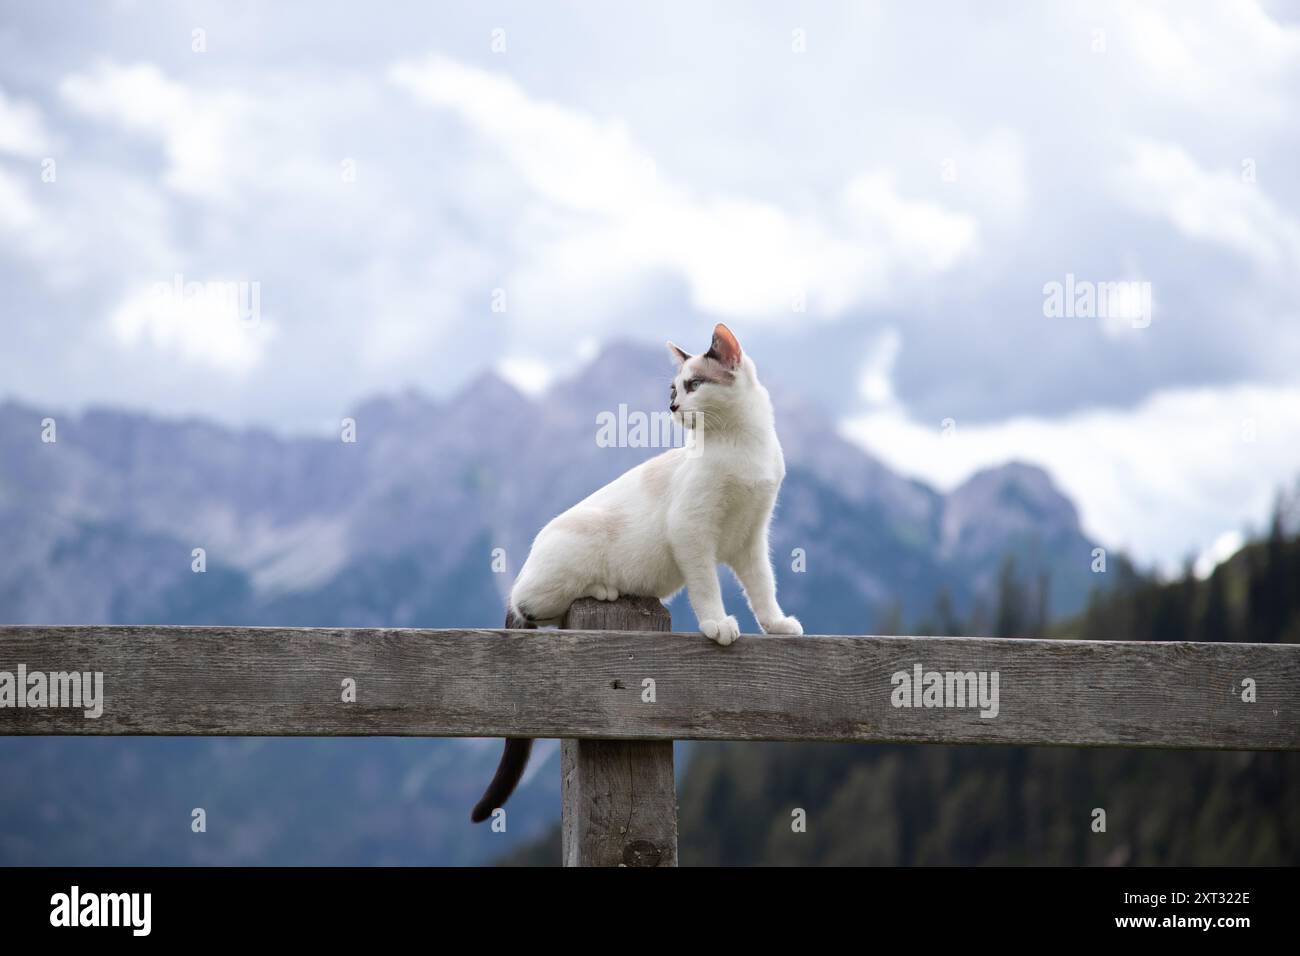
[857,327,901,405]
[57,60,365,210]
[907,127,1029,230]
[1116,140,1300,274]
[390,55,978,323]
[0,166,39,232]
[109,281,274,373]
[1116,0,1300,121]
[0,87,55,157]
[60,61,255,202]
[0,92,60,257]
[843,382,1300,572]
[1193,530,1246,580]
[496,357,555,397]
[46,59,490,389]
[844,172,977,273]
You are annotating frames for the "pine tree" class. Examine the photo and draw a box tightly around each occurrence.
[1200,564,1231,643]
[995,556,1027,638]
[932,587,960,636]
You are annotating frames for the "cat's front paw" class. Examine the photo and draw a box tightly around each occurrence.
[700,615,741,646]
[762,615,803,636]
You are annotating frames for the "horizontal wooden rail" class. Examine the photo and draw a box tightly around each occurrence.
[1,624,1296,749]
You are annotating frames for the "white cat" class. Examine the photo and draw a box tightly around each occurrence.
[508,323,802,645]
[472,324,801,823]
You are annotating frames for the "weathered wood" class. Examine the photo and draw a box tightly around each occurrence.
[0,624,1296,750]
[561,597,676,867]
[562,739,677,867]
[562,594,672,632]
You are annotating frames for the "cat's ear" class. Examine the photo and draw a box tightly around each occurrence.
[667,341,691,366]
[705,323,742,369]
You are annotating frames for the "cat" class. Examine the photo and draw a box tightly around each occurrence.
[471,323,801,823]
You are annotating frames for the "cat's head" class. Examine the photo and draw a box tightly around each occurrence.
[665,324,762,430]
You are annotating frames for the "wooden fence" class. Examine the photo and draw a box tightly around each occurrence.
[2,596,1297,866]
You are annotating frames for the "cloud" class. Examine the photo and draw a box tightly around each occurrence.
[843,381,1300,572]
[495,357,554,397]
[1193,530,1245,580]
[1116,0,1300,121]
[0,89,58,254]
[857,327,902,405]
[57,60,368,210]
[109,281,274,374]
[39,59,487,398]
[0,166,39,232]
[0,87,56,157]
[1116,140,1300,275]
[390,55,979,323]
[60,61,255,202]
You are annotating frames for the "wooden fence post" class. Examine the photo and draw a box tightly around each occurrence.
[560,595,678,867]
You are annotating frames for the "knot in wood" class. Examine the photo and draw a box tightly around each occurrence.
[622,840,664,867]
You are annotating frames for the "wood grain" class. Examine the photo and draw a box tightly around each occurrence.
[560,597,677,867]
[0,623,1296,750]
[562,739,677,867]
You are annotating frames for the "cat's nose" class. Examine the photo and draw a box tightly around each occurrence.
[669,401,679,413]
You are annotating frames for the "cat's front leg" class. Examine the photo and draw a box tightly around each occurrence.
[731,532,803,636]
[671,539,740,646]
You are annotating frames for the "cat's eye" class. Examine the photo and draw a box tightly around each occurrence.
[684,378,704,393]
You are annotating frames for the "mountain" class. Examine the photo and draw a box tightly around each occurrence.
[0,342,1112,865]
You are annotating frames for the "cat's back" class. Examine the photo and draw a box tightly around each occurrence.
[545,446,686,525]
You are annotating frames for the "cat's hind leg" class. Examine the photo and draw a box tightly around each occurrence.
[510,562,584,624]
[511,524,617,620]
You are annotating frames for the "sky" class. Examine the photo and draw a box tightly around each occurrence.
[1,0,1298,571]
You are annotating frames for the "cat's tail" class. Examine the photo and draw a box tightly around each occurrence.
[470,738,534,823]
[471,606,536,824]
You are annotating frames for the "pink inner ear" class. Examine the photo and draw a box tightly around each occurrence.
[709,324,742,368]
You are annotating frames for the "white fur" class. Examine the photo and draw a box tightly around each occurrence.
[509,335,802,644]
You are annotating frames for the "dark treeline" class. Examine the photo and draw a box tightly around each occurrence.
[501,503,1300,866]
[1071,497,1300,646]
